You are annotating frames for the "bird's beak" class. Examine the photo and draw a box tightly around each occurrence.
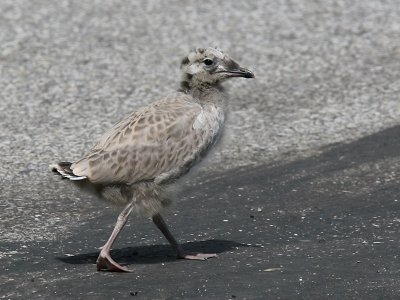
[217,65,255,79]
[228,66,255,78]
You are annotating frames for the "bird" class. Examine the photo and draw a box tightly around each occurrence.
[51,47,254,272]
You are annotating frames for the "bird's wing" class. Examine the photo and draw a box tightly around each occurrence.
[71,93,223,184]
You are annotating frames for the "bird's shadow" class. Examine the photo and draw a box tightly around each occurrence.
[57,239,254,266]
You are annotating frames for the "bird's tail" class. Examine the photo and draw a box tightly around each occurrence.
[50,162,87,181]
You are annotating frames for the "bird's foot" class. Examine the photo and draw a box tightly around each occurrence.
[96,253,132,272]
[178,252,217,260]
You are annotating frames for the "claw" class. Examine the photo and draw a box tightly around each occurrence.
[178,252,217,260]
[96,254,132,272]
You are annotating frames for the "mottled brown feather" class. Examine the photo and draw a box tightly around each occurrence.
[71,92,224,185]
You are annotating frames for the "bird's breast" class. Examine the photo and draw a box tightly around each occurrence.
[192,105,224,133]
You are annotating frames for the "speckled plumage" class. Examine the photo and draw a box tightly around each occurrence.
[75,94,222,183]
[69,92,224,214]
[51,47,254,272]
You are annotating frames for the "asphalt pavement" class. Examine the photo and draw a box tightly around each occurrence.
[1,0,400,299]
[2,126,400,299]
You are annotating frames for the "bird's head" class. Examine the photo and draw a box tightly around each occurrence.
[180,47,254,91]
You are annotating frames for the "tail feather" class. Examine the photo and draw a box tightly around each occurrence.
[51,162,87,181]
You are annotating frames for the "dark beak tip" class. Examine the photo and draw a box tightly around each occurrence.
[245,72,255,79]
[238,67,254,79]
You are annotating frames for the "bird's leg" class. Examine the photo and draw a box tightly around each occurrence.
[152,213,217,260]
[96,202,134,272]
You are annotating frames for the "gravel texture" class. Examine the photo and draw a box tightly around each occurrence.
[0,0,400,298]
[2,126,400,299]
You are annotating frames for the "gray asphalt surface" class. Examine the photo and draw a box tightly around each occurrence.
[1,0,400,299]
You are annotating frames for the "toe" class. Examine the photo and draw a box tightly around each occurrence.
[181,253,217,260]
[96,255,132,272]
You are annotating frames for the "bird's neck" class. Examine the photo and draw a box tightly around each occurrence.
[178,74,225,105]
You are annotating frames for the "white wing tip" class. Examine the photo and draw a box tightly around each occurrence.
[51,163,87,181]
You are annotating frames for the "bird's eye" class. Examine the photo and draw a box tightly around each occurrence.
[203,59,214,66]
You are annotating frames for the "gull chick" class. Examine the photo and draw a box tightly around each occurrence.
[51,47,254,272]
